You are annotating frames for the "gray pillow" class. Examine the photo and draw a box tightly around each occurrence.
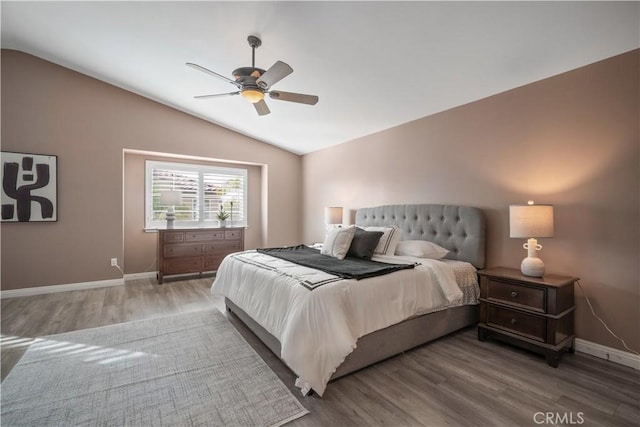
[347,228,384,259]
[359,225,402,255]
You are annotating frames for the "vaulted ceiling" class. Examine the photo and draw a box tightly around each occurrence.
[2,2,638,155]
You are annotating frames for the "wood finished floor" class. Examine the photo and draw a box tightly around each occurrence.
[2,277,638,426]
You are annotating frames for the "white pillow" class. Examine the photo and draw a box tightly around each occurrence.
[395,240,449,259]
[321,225,356,259]
[360,226,402,255]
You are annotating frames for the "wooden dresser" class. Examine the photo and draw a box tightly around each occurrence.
[157,227,244,284]
[478,266,577,367]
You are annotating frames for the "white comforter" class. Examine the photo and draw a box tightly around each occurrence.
[211,250,464,396]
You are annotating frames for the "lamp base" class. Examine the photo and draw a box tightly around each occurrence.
[166,210,175,229]
[521,256,545,277]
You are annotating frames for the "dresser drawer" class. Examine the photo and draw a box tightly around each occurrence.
[204,254,227,270]
[163,231,184,243]
[205,241,243,253]
[487,305,546,342]
[224,230,242,240]
[164,243,203,258]
[163,257,204,274]
[486,279,546,313]
[185,230,225,241]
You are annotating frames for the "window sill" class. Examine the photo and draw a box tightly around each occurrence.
[144,225,247,233]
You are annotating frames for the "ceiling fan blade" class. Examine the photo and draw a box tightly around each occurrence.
[194,92,240,99]
[186,62,242,89]
[269,91,319,105]
[256,61,293,89]
[253,99,271,116]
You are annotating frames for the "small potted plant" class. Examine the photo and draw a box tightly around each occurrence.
[217,205,230,227]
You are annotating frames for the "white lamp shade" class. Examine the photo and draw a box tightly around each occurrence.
[159,190,182,206]
[324,206,343,225]
[509,204,554,238]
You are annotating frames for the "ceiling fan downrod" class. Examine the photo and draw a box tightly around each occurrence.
[247,35,261,68]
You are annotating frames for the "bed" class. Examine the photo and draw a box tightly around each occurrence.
[212,204,486,396]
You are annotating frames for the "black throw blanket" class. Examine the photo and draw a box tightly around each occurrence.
[256,245,415,281]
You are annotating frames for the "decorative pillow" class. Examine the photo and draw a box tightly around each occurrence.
[360,226,402,255]
[347,228,384,259]
[321,225,357,260]
[395,240,449,259]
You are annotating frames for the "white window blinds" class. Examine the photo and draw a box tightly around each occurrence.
[145,160,247,229]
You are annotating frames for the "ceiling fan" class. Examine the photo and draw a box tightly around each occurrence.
[186,36,319,116]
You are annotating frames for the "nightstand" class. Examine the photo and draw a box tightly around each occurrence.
[477,267,578,367]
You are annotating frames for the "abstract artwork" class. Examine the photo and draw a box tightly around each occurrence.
[1,152,57,222]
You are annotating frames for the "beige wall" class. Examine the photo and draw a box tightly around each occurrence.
[302,50,640,353]
[123,152,264,274]
[1,49,302,289]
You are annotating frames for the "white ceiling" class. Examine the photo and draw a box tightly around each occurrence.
[2,2,638,155]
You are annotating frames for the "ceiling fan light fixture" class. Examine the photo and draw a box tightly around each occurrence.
[241,89,265,103]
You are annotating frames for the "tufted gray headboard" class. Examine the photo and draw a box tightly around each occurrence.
[355,204,486,269]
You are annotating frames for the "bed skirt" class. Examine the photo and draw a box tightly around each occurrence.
[225,297,479,383]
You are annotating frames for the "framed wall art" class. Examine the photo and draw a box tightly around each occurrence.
[1,151,58,222]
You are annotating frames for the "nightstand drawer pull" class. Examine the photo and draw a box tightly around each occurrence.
[510,318,517,325]
[511,291,518,298]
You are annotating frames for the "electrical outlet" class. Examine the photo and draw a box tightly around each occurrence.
[110,258,118,267]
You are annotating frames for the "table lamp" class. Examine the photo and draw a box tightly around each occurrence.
[509,201,554,277]
[324,206,343,232]
[160,190,182,228]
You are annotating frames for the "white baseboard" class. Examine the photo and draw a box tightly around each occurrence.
[1,271,211,298]
[0,278,125,299]
[124,272,157,281]
[575,338,640,370]
[0,272,160,298]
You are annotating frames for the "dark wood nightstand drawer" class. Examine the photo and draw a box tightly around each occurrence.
[486,278,545,313]
[486,305,546,342]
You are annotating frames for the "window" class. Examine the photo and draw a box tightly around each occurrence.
[145,160,247,229]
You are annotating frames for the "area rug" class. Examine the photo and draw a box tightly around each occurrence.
[1,309,308,426]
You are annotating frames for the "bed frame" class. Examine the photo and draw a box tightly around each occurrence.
[225,204,486,384]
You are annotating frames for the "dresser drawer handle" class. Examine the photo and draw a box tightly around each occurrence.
[510,318,518,325]
[511,291,518,298]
